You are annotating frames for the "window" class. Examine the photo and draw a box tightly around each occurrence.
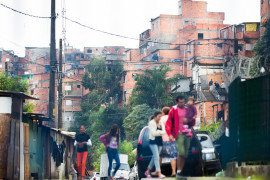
[152,23,155,31]
[124,91,126,103]
[136,64,143,70]
[156,21,159,29]
[77,85,81,88]
[246,44,254,51]
[189,63,193,70]
[198,33,204,40]
[66,100,72,106]
[184,21,189,24]
[217,43,223,49]
[31,89,34,95]
[87,49,92,53]
[132,73,137,80]
[223,31,227,39]
[6,58,10,62]
[188,44,191,52]
[238,44,244,51]
[192,21,196,25]
[65,85,71,91]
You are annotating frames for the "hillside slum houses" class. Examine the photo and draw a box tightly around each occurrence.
[0,90,76,180]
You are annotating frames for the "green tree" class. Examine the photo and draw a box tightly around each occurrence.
[23,102,35,113]
[123,104,158,147]
[82,57,125,108]
[0,72,29,93]
[254,20,270,73]
[85,105,128,169]
[129,65,178,109]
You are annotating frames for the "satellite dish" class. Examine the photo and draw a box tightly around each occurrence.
[159,56,164,60]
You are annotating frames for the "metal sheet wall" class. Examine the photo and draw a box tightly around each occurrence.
[227,75,270,164]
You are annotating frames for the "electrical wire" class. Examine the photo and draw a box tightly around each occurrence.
[0,2,54,19]
[0,2,237,48]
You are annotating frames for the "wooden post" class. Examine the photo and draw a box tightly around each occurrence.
[19,99,24,180]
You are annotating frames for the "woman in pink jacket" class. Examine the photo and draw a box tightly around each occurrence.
[100,124,120,180]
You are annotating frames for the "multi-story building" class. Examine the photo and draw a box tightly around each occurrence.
[123,0,262,125]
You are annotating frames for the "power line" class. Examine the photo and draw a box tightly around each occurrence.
[0,2,237,48]
[63,16,234,47]
[0,2,54,19]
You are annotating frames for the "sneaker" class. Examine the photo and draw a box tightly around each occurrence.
[176,173,187,180]
[158,174,166,179]
[145,171,152,178]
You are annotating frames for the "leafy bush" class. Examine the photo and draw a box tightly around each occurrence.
[0,72,29,93]
[199,121,221,134]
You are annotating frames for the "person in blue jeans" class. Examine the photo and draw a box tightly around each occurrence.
[145,111,166,178]
[100,124,120,180]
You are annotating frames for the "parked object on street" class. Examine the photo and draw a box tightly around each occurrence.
[197,134,222,175]
[100,153,130,180]
[129,162,138,180]
[137,127,204,179]
[90,172,100,180]
[70,167,78,180]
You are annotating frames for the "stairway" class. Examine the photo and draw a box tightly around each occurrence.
[202,90,217,101]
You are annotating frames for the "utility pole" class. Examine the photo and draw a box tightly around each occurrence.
[48,0,57,127]
[58,39,63,129]
[5,62,8,77]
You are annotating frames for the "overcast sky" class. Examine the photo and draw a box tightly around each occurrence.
[0,0,260,56]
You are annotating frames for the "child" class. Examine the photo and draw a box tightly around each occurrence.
[100,125,120,180]
[182,97,197,137]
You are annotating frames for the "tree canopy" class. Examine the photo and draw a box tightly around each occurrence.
[0,72,29,93]
[129,65,178,109]
[123,104,158,147]
[254,20,270,73]
[82,56,125,107]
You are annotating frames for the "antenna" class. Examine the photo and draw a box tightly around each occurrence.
[61,0,67,49]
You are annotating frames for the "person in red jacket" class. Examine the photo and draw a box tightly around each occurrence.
[165,96,189,178]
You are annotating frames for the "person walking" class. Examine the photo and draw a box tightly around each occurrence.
[160,107,178,177]
[209,79,213,87]
[166,96,189,179]
[100,124,121,180]
[74,126,92,180]
[145,111,166,179]
[215,81,220,89]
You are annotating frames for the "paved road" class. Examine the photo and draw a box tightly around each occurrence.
[142,177,245,180]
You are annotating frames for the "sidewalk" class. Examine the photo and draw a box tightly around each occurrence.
[142,177,245,180]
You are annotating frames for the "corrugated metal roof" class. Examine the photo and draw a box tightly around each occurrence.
[0,90,39,100]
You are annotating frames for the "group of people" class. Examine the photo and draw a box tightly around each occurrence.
[73,95,197,180]
[145,95,197,179]
[209,79,226,90]
[74,124,121,180]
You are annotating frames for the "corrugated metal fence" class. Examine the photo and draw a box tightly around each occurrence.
[228,75,270,164]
